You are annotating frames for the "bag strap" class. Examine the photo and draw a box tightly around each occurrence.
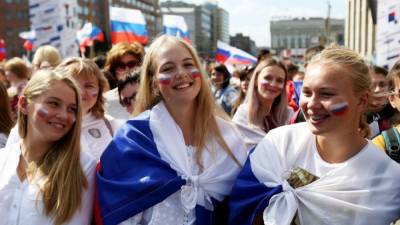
[382,128,400,162]
[103,117,114,137]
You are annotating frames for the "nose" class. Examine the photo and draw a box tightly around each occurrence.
[175,67,189,79]
[306,94,322,110]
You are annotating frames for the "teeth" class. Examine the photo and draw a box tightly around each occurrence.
[310,116,324,120]
[51,122,64,128]
[176,83,190,89]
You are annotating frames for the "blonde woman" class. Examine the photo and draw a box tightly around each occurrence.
[32,45,62,72]
[233,59,293,148]
[0,70,95,224]
[95,35,247,225]
[229,46,400,225]
[55,58,122,160]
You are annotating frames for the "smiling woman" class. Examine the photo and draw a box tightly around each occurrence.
[95,35,247,225]
[0,70,96,225]
[228,46,400,225]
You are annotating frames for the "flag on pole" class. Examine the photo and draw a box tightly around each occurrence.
[77,23,104,53]
[216,41,257,65]
[19,30,36,52]
[163,15,191,43]
[0,39,6,61]
[110,7,148,45]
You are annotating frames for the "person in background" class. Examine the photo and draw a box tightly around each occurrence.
[0,83,14,148]
[117,68,140,116]
[373,61,400,154]
[93,55,106,70]
[289,45,325,124]
[104,42,144,119]
[32,45,62,72]
[210,63,238,115]
[0,70,95,225]
[257,48,272,63]
[0,66,9,88]
[103,42,144,89]
[228,46,400,225]
[56,58,121,161]
[285,63,300,111]
[5,57,29,117]
[95,35,246,225]
[233,59,292,148]
[231,65,255,115]
[367,65,395,138]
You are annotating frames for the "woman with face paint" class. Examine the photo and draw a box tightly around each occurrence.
[232,59,293,149]
[55,58,122,160]
[228,46,400,225]
[95,35,247,225]
[0,70,96,225]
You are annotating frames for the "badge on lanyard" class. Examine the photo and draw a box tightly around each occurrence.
[88,128,102,138]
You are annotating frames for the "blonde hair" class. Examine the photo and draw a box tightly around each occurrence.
[32,45,61,69]
[0,82,14,135]
[56,57,108,118]
[308,45,371,138]
[17,70,87,225]
[134,35,240,169]
[246,59,290,131]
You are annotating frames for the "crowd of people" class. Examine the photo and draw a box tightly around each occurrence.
[0,35,400,225]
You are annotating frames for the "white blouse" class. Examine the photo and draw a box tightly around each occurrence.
[0,143,96,225]
[120,146,198,225]
[82,113,123,160]
[0,132,7,148]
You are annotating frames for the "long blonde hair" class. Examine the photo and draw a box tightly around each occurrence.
[246,59,290,131]
[308,45,371,138]
[56,57,108,118]
[18,70,87,225]
[134,35,240,169]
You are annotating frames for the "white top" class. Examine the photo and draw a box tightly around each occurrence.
[120,102,247,225]
[250,122,400,225]
[0,132,7,148]
[120,146,198,225]
[0,143,96,225]
[104,88,131,120]
[81,113,122,160]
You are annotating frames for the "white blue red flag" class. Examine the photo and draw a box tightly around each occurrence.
[0,39,5,61]
[163,15,191,43]
[110,7,148,45]
[76,23,104,53]
[216,41,256,65]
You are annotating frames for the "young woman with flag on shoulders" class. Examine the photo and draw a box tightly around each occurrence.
[0,70,96,225]
[228,46,400,225]
[95,35,247,225]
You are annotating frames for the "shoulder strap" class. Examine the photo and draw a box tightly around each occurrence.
[103,117,114,137]
[382,128,400,162]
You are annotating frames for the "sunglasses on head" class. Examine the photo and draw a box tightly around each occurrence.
[120,93,137,107]
[116,61,138,70]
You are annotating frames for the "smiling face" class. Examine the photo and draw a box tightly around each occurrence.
[75,75,99,116]
[256,65,286,102]
[24,81,78,143]
[300,64,368,136]
[115,54,140,80]
[370,70,389,112]
[154,42,201,108]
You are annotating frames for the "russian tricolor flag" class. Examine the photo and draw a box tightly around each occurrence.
[0,39,5,61]
[110,7,148,45]
[19,30,36,52]
[389,11,397,23]
[77,23,104,53]
[163,15,191,43]
[216,41,256,65]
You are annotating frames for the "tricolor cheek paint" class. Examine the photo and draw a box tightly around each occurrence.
[329,102,349,116]
[191,69,201,79]
[37,107,49,118]
[158,74,173,85]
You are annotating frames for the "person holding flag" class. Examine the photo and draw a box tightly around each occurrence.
[95,35,247,225]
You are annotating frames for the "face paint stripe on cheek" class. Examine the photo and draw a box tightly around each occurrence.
[191,69,201,79]
[158,74,172,85]
[330,102,348,116]
[37,107,49,118]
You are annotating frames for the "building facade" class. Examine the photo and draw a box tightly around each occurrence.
[204,2,229,56]
[230,33,257,56]
[345,0,376,60]
[270,17,344,59]
[0,0,30,58]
